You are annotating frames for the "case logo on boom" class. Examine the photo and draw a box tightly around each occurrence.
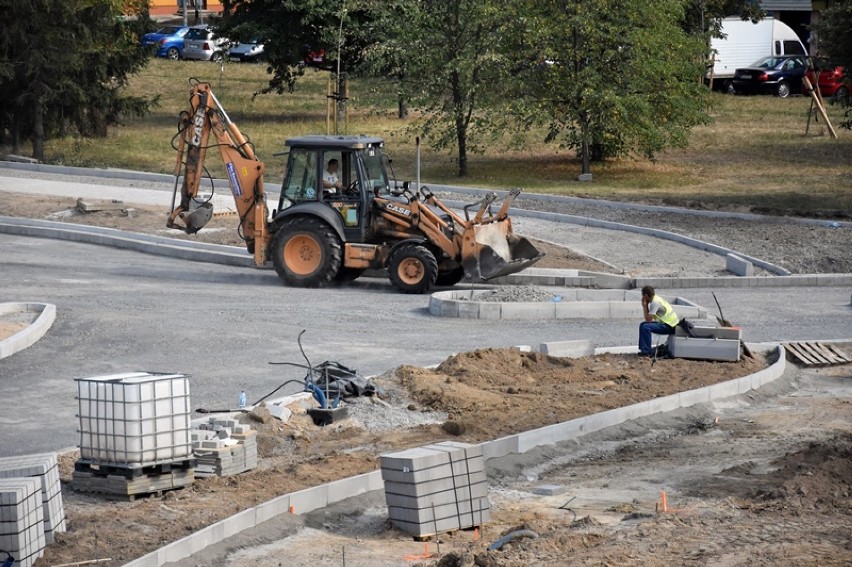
[190,105,206,147]
[385,202,411,216]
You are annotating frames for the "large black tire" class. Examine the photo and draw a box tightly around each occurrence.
[435,266,465,287]
[834,86,848,102]
[166,47,180,60]
[270,217,341,287]
[776,81,790,98]
[388,243,438,294]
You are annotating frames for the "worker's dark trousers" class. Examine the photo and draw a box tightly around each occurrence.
[639,322,676,355]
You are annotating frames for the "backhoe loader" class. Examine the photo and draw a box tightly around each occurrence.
[167,80,543,293]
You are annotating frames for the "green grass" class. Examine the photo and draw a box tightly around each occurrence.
[34,58,852,215]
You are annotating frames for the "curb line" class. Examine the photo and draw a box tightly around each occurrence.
[122,345,786,567]
[0,302,56,359]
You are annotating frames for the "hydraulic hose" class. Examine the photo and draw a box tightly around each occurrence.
[487,529,540,551]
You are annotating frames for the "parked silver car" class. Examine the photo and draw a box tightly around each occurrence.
[228,41,264,63]
[182,26,229,62]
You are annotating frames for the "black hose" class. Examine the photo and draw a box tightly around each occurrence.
[249,379,307,407]
[487,529,539,552]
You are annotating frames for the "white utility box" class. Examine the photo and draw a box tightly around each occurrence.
[667,326,741,362]
[75,372,192,467]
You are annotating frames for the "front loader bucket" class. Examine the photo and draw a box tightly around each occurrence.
[462,222,544,281]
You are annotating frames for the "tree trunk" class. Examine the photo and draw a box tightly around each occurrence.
[397,93,408,119]
[457,126,468,177]
[31,95,45,162]
[579,112,590,175]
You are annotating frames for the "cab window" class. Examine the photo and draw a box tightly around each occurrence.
[282,149,319,202]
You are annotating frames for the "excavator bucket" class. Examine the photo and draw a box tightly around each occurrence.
[461,220,544,281]
[179,201,214,234]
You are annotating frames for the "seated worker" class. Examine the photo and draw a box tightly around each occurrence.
[323,158,342,196]
[638,285,679,357]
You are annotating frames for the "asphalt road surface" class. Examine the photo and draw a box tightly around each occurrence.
[0,175,850,457]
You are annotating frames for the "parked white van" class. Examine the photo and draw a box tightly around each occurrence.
[708,17,807,92]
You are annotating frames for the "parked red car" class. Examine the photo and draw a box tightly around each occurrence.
[802,60,849,100]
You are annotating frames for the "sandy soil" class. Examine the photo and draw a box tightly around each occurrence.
[35,348,776,566]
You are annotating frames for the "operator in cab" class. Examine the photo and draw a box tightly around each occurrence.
[638,285,679,357]
[323,158,342,196]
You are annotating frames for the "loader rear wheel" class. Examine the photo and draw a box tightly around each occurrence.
[388,243,438,294]
[271,217,341,287]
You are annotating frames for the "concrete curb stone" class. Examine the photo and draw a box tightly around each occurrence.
[0,302,56,359]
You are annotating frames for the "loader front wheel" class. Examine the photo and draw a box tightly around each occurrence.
[388,244,438,294]
[435,266,466,287]
[271,217,342,287]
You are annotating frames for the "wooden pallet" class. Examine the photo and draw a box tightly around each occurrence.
[71,468,194,501]
[74,458,196,479]
[783,342,852,366]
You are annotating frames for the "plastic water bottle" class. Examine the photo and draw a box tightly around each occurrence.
[238,390,247,409]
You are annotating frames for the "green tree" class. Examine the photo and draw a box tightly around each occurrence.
[363,0,504,177]
[0,0,153,161]
[216,0,372,95]
[682,0,765,36]
[810,0,852,127]
[502,0,710,175]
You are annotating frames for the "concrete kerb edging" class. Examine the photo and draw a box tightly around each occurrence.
[0,302,56,359]
[121,345,786,567]
[438,198,793,276]
[429,288,708,320]
[5,216,849,290]
[0,217,255,268]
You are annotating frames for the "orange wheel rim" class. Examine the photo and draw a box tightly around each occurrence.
[398,257,424,285]
[284,235,322,276]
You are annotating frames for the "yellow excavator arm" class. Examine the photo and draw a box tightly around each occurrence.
[167,80,269,265]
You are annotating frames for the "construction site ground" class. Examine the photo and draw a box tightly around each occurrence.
[0,186,849,566]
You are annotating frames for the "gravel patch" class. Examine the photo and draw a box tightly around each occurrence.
[469,286,558,302]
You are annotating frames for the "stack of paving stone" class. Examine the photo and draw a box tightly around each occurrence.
[0,478,45,567]
[0,453,65,544]
[192,418,258,477]
[380,441,490,538]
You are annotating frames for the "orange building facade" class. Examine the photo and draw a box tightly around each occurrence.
[146,0,223,17]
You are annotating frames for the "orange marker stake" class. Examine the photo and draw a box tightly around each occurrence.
[660,491,668,513]
[288,505,295,514]
[474,527,480,541]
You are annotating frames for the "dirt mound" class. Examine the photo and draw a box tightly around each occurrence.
[748,433,852,511]
[396,348,768,439]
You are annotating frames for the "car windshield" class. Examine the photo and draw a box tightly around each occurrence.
[158,27,182,35]
[750,57,785,69]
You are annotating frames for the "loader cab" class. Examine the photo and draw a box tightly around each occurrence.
[278,136,390,238]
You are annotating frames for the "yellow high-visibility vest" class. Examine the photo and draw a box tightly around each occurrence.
[652,295,679,327]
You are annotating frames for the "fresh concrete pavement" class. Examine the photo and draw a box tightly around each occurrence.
[0,165,850,458]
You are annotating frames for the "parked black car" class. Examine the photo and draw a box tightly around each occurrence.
[732,55,808,98]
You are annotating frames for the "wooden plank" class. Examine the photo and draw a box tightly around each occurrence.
[784,343,819,365]
[812,342,843,364]
[823,344,852,363]
[800,342,830,364]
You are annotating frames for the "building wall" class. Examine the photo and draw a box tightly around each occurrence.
[147,0,223,17]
